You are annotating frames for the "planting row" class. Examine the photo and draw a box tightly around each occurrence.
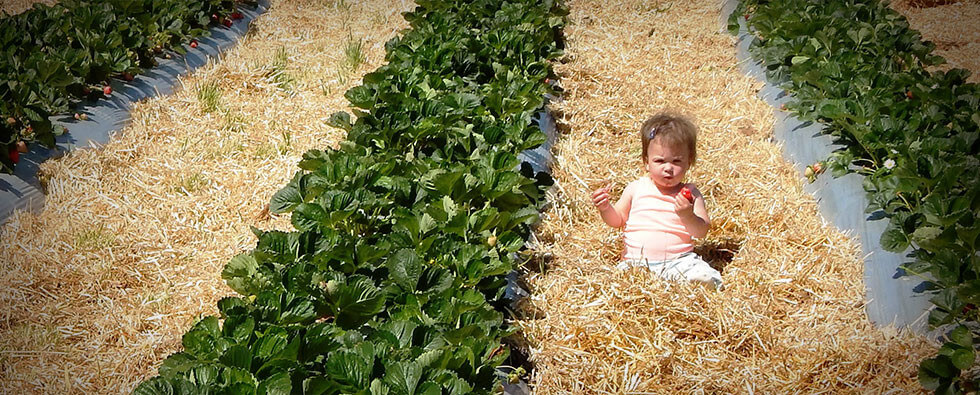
[134,0,566,394]
[0,0,252,173]
[729,1,980,392]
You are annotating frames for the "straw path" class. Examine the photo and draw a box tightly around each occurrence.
[889,0,980,83]
[0,0,410,392]
[518,0,935,393]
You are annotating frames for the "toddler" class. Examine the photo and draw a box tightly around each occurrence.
[591,113,723,290]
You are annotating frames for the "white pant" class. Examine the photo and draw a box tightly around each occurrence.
[617,252,724,290]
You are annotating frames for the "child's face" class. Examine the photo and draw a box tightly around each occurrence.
[645,138,691,189]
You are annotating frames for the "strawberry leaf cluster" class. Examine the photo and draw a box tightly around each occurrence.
[134,0,566,394]
[730,1,980,392]
[0,0,250,172]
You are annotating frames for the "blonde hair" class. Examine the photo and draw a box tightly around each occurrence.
[639,113,698,165]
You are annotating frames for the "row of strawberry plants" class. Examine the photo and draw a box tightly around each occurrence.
[134,0,566,393]
[729,1,980,392]
[0,0,250,172]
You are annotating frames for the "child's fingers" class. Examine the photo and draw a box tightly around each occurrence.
[592,194,609,207]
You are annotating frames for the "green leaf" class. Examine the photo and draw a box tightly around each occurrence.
[269,181,303,214]
[221,367,257,388]
[333,276,386,329]
[345,85,376,109]
[220,345,253,370]
[950,326,973,348]
[326,349,372,388]
[388,249,422,292]
[880,220,910,252]
[158,352,199,379]
[257,372,291,395]
[291,203,327,232]
[910,226,943,246]
[326,111,352,131]
[383,361,422,395]
[790,55,810,65]
[951,348,974,370]
[132,377,176,395]
[222,255,269,296]
[370,379,390,395]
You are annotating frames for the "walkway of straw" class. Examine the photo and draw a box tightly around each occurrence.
[891,0,980,83]
[1,0,967,393]
[0,0,410,392]
[517,0,938,393]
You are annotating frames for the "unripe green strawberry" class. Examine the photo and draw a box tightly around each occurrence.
[325,280,340,296]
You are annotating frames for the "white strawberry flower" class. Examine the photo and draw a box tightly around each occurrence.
[883,159,896,170]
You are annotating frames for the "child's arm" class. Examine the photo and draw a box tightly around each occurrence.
[591,182,634,228]
[674,183,711,238]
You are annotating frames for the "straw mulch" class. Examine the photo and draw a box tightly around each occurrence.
[0,0,55,15]
[890,0,980,83]
[0,0,409,392]
[517,0,936,393]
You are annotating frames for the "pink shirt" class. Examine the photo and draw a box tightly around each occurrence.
[622,178,694,261]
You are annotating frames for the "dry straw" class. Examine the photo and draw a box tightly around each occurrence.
[517,0,936,393]
[0,0,56,15]
[889,0,980,83]
[0,0,410,392]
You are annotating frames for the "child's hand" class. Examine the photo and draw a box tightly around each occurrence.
[673,186,696,216]
[591,185,612,210]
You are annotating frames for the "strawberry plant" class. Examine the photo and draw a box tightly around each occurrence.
[134,0,567,393]
[0,0,252,173]
[730,1,980,392]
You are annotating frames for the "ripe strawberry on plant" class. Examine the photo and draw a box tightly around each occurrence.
[231,12,244,20]
[190,40,198,48]
[121,72,134,81]
[905,90,914,99]
[223,18,233,28]
[103,85,112,95]
[8,148,19,164]
[16,141,27,153]
[680,186,694,202]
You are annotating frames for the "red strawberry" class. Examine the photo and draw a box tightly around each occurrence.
[906,90,913,99]
[231,12,244,20]
[223,18,233,28]
[190,40,198,48]
[8,148,19,164]
[680,186,694,202]
[812,162,823,174]
[780,103,787,111]
[121,72,134,81]
[103,85,112,95]
[16,141,27,153]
